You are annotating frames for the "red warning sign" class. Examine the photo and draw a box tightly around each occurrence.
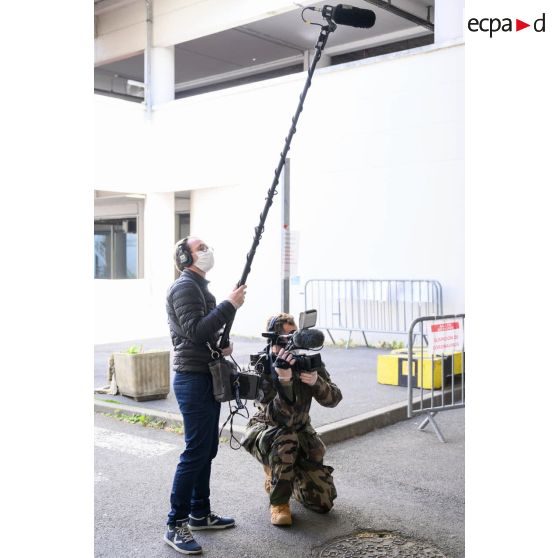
[431,322,459,333]
[429,319,464,353]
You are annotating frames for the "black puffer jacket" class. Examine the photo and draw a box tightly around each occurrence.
[166,270,236,372]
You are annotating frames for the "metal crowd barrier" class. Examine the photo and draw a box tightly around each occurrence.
[407,314,465,443]
[304,279,443,348]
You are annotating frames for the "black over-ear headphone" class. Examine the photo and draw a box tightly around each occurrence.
[177,237,193,268]
[268,314,280,334]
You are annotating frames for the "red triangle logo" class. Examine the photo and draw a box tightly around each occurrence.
[516,19,530,31]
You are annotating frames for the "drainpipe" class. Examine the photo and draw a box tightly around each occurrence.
[144,0,153,117]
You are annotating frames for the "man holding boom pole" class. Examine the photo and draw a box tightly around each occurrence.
[164,236,247,555]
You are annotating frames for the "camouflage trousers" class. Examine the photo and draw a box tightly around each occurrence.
[241,422,337,513]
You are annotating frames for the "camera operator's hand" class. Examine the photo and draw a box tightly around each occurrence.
[274,348,295,383]
[228,285,247,309]
[299,371,318,386]
[221,342,233,357]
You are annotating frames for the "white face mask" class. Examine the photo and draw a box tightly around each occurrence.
[195,248,214,272]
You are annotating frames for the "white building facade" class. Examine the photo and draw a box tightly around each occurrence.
[94,0,464,344]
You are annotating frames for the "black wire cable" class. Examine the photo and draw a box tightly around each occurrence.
[301,7,325,27]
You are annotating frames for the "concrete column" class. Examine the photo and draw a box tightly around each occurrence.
[303,50,331,71]
[144,192,175,287]
[143,192,176,334]
[151,46,175,106]
[435,0,464,43]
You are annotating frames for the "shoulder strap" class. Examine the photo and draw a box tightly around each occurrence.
[187,277,222,356]
[169,275,208,338]
[188,275,207,313]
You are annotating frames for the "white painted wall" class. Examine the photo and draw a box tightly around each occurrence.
[94,42,464,343]
[95,96,147,191]
[435,0,465,44]
[95,192,176,344]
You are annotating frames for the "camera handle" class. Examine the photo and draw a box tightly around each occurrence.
[268,344,297,406]
[219,20,337,349]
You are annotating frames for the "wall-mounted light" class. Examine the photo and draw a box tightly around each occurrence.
[94,191,146,200]
[127,79,145,89]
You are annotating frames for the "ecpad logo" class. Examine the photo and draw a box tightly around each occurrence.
[468,13,546,38]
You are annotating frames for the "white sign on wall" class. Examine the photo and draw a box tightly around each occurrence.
[429,318,464,353]
[282,229,299,276]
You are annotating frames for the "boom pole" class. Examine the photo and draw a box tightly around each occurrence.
[219,21,337,349]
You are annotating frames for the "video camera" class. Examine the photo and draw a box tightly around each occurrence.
[250,309,325,378]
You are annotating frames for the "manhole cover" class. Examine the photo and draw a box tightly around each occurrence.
[313,530,448,558]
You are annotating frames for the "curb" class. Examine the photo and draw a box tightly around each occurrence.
[316,384,463,444]
[96,385,463,444]
[316,400,410,445]
[95,400,185,430]
[95,397,401,444]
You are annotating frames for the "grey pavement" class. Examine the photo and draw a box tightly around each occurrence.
[95,407,464,558]
[94,335,408,429]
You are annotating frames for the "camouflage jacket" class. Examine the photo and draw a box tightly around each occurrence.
[249,352,343,430]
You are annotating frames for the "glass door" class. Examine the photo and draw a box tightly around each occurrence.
[94,226,112,279]
[94,218,138,279]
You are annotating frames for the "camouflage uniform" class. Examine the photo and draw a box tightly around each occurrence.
[241,355,342,513]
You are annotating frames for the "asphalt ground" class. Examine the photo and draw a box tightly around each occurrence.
[94,407,464,558]
[94,336,406,429]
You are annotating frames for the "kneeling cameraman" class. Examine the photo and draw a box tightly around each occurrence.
[241,313,342,526]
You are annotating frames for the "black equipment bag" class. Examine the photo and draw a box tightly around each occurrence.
[208,354,259,403]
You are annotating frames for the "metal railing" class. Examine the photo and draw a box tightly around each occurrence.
[407,314,465,443]
[304,279,443,348]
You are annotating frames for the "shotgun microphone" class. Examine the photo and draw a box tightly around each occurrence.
[310,4,376,29]
[290,328,325,350]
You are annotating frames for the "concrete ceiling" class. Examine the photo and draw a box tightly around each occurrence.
[95,0,434,95]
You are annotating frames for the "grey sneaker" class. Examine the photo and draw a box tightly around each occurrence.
[189,511,235,530]
[163,519,202,555]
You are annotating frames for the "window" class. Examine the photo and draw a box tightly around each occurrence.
[174,213,191,279]
[177,213,190,240]
[94,218,138,279]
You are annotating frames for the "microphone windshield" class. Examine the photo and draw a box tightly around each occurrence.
[333,4,376,29]
[291,328,325,350]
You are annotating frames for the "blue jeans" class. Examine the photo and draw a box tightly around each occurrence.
[167,372,221,525]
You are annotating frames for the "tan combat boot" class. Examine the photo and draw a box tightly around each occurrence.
[270,503,292,526]
[263,465,272,494]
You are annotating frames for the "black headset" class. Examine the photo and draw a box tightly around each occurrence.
[177,237,193,268]
[268,314,281,334]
